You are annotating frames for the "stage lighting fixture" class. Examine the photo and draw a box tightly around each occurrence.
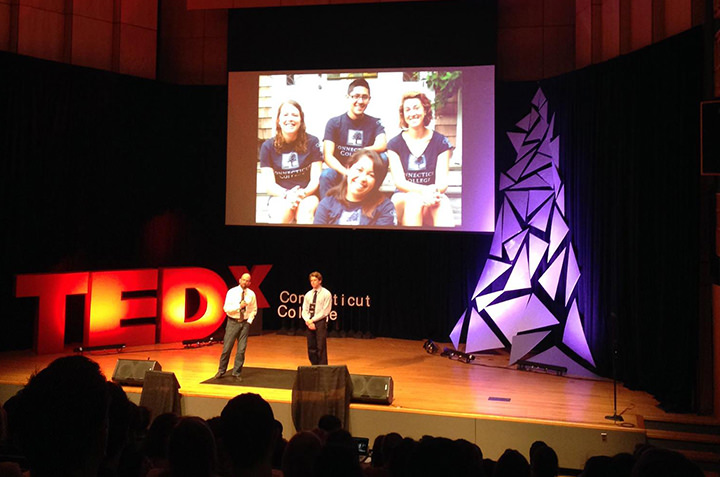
[74,343,126,353]
[423,339,439,354]
[517,360,567,377]
[457,351,475,364]
[182,337,217,348]
[441,347,476,364]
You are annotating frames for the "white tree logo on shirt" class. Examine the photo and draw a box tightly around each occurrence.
[282,152,299,170]
[408,153,427,171]
[339,209,361,225]
[347,129,364,146]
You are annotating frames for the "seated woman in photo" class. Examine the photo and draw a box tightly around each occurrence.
[313,149,396,226]
[387,91,455,227]
[260,100,322,224]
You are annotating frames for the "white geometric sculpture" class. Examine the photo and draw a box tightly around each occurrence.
[451,88,596,376]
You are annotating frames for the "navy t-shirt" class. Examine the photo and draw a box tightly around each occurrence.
[387,131,453,185]
[314,195,397,226]
[259,134,322,189]
[324,113,385,166]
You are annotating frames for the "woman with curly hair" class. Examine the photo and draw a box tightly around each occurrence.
[387,91,455,227]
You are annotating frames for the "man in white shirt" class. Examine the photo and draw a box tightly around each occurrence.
[215,273,257,380]
[302,271,332,365]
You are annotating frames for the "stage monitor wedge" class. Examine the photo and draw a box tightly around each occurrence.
[350,374,394,405]
[112,359,162,386]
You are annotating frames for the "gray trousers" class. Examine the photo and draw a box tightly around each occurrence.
[217,318,249,375]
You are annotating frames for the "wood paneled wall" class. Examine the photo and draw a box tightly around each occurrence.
[0,0,157,78]
[0,0,707,84]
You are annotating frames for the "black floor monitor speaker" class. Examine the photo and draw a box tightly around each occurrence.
[112,359,162,386]
[350,374,394,405]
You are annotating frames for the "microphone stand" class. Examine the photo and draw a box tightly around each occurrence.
[605,312,624,422]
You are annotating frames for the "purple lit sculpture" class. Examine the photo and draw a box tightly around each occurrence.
[450,89,596,377]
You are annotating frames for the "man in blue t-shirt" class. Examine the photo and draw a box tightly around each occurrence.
[320,78,387,198]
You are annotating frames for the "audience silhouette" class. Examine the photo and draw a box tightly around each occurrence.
[220,392,279,477]
[166,416,217,477]
[281,431,322,477]
[493,448,530,477]
[316,429,362,477]
[0,357,707,477]
[631,447,703,477]
[530,443,558,477]
[141,412,180,476]
[13,355,109,477]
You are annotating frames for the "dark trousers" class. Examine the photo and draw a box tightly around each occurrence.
[217,318,249,375]
[306,318,328,365]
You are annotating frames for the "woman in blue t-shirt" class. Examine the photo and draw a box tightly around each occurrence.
[387,91,455,227]
[259,100,322,223]
[314,149,396,226]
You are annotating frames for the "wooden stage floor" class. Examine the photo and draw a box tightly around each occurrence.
[0,333,710,468]
[0,332,687,426]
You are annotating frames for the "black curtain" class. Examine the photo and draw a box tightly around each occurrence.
[537,28,705,412]
[0,51,490,353]
[0,52,230,349]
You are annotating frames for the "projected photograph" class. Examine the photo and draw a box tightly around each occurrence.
[226,67,495,233]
